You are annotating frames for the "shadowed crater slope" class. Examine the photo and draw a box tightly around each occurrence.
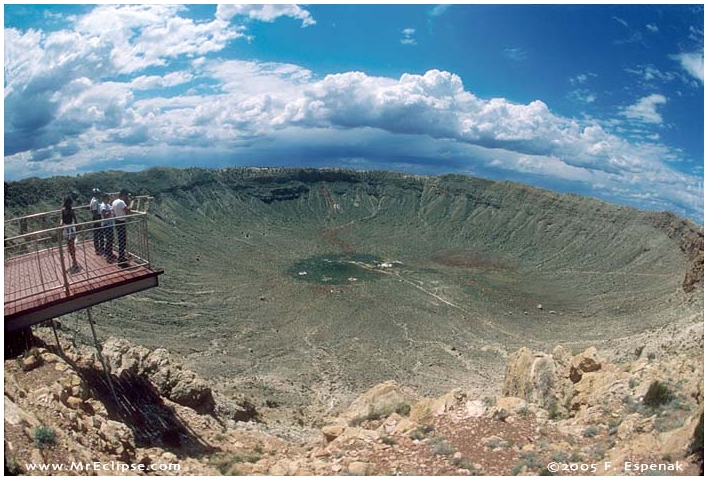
[4,167,703,422]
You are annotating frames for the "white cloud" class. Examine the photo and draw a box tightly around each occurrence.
[429,5,451,17]
[131,71,194,90]
[216,4,315,27]
[689,25,704,42]
[620,94,667,124]
[625,64,678,84]
[646,24,659,33]
[569,72,597,85]
[71,4,247,74]
[671,52,704,83]
[2,5,702,221]
[400,28,417,45]
[612,16,628,28]
[503,47,526,61]
[568,89,596,104]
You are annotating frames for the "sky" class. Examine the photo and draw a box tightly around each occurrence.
[2,3,706,222]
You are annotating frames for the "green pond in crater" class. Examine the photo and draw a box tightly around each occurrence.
[289,253,393,285]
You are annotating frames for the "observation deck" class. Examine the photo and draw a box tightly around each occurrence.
[4,196,163,332]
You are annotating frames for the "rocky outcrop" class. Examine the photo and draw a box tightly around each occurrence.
[647,211,704,293]
[335,380,416,426]
[100,337,258,423]
[101,338,226,417]
[4,347,139,475]
[499,326,703,475]
[569,346,602,383]
[503,347,567,415]
[4,320,703,477]
[409,388,467,424]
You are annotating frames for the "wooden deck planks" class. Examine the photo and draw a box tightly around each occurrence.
[4,239,162,323]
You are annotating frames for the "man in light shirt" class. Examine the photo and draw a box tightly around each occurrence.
[112,189,131,267]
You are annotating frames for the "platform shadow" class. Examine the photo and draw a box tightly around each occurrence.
[78,367,217,457]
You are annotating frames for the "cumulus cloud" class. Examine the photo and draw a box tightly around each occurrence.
[620,94,667,124]
[216,4,315,27]
[671,52,704,83]
[646,24,659,33]
[131,71,194,90]
[3,4,247,157]
[2,5,702,221]
[73,4,246,74]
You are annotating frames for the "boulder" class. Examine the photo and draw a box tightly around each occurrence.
[341,381,414,424]
[21,355,42,372]
[4,396,41,428]
[552,346,572,377]
[570,347,602,382]
[65,396,85,411]
[465,399,487,418]
[99,420,135,459]
[322,425,345,443]
[408,388,465,424]
[378,413,407,435]
[580,347,602,372]
[409,398,436,424]
[328,427,379,448]
[348,461,371,476]
[432,388,466,415]
[167,372,215,414]
[40,352,62,364]
[392,417,418,436]
[569,369,630,416]
[214,393,258,422]
[502,347,534,398]
[269,459,299,476]
[503,348,563,410]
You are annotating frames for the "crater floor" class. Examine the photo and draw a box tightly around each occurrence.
[8,168,701,424]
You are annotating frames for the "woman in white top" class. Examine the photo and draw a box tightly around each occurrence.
[60,196,79,270]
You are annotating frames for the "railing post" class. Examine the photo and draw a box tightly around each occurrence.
[143,216,151,267]
[81,224,90,281]
[34,238,46,293]
[57,229,70,296]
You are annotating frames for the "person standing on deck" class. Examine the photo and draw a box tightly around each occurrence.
[60,196,79,271]
[112,189,132,268]
[89,188,102,254]
[100,193,115,261]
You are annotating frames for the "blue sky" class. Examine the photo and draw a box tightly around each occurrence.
[3,3,705,221]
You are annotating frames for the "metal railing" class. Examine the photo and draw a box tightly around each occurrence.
[4,197,155,306]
